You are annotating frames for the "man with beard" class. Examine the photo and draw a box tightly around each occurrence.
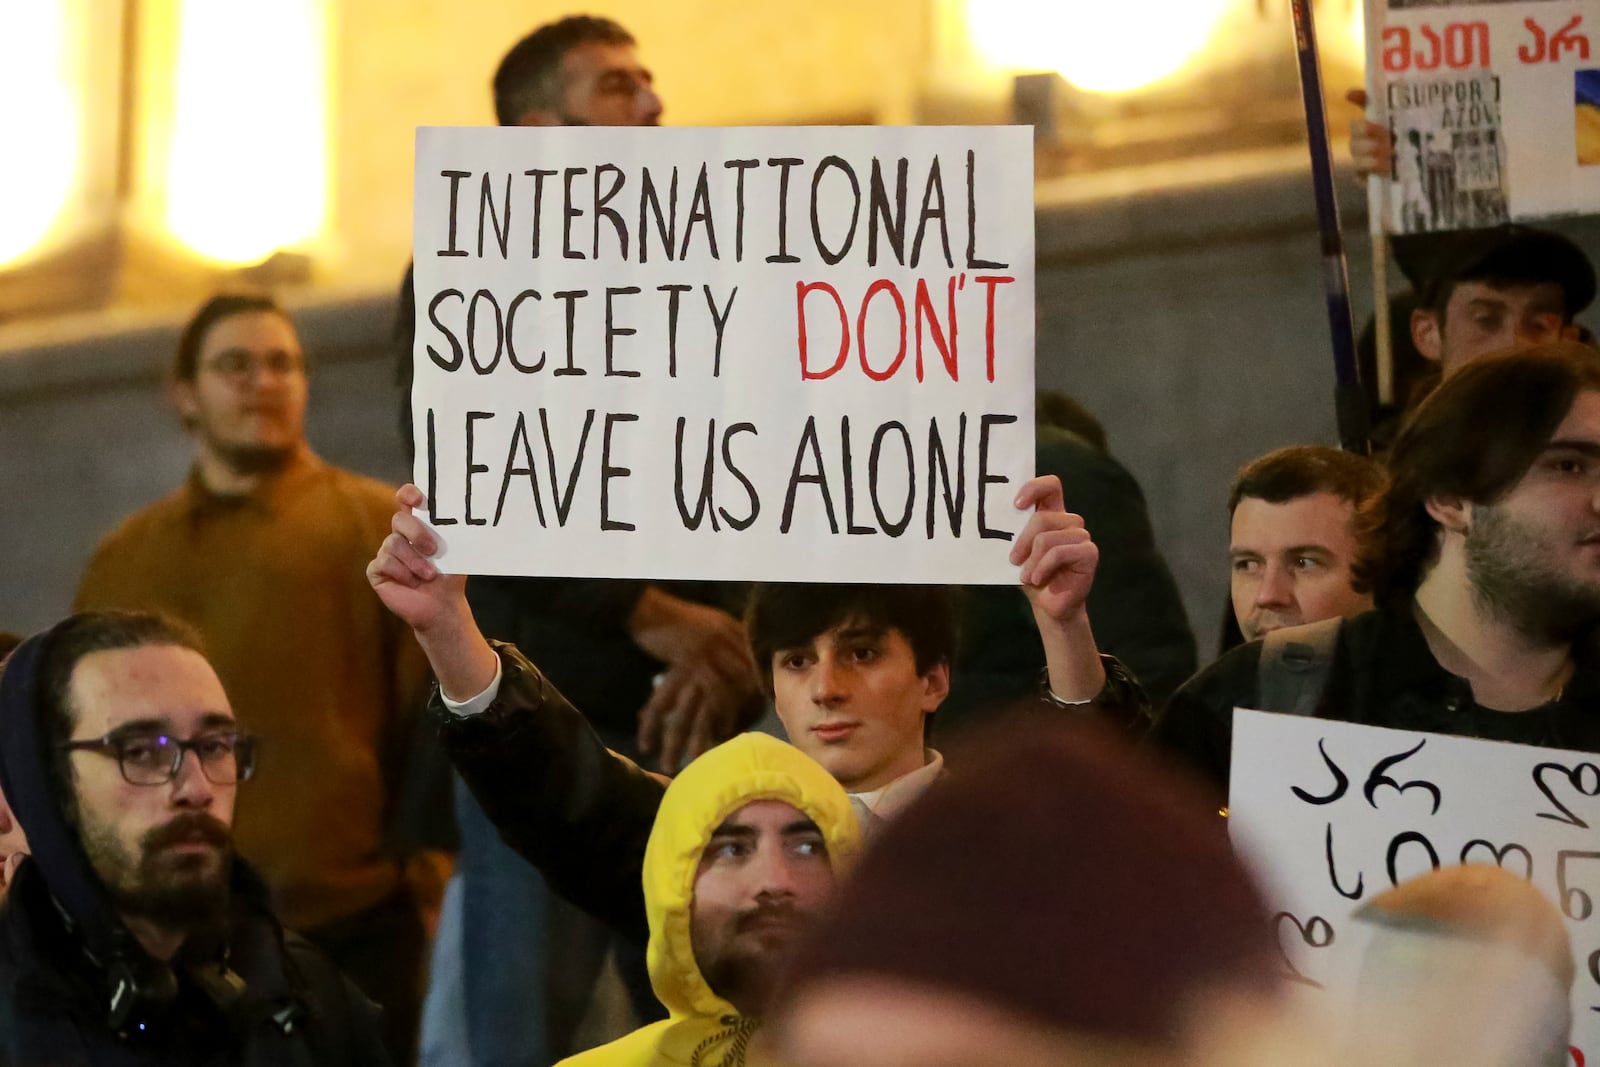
[0,611,388,1064]
[1154,342,1600,794]
[75,294,431,1062]
[554,731,858,1067]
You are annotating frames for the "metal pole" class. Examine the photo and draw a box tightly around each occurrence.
[1365,0,1395,408]
[1291,0,1371,453]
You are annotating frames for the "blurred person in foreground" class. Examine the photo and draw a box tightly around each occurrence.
[1340,865,1573,1067]
[555,732,857,1067]
[773,719,1282,1067]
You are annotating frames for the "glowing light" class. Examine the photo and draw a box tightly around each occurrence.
[165,0,327,265]
[0,2,80,266]
[1348,3,1368,67]
[966,0,1232,94]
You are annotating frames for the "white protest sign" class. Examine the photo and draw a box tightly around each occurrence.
[1367,0,1600,231]
[1230,708,1600,1064]
[411,126,1035,583]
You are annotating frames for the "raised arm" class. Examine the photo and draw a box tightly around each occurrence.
[1011,474,1107,701]
[367,485,663,943]
[366,485,499,700]
[1011,475,1151,731]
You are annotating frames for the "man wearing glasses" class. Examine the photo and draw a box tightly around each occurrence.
[75,294,432,1062]
[0,611,389,1063]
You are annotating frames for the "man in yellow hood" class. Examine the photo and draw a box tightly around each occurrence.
[559,732,859,1067]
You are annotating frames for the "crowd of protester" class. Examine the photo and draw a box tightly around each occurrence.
[2,11,1599,1067]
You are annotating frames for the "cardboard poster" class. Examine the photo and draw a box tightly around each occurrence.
[1367,0,1600,231]
[1231,708,1600,1064]
[411,126,1035,583]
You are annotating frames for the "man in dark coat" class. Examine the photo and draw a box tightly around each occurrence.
[0,612,388,1066]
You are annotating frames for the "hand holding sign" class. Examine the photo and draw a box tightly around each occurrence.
[1345,88,1393,182]
[368,484,499,702]
[1010,475,1098,625]
[1009,474,1109,702]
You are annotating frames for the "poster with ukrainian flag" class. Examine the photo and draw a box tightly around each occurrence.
[1367,0,1600,232]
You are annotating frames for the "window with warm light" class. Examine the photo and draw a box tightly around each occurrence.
[965,0,1233,94]
[162,0,329,265]
[0,1,84,267]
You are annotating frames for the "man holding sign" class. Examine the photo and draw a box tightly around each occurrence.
[1155,343,1600,794]
[402,21,715,1065]
[367,471,1135,943]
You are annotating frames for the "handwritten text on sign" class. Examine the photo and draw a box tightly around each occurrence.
[1230,709,1600,1064]
[1369,0,1600,227]
[411,126,1035,583]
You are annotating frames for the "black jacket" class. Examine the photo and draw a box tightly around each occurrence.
[0,627,385,1067]
[0,861,389,1067]
[439,643,663,947]
[1151,604,1600,796]
[439,641,1150,948]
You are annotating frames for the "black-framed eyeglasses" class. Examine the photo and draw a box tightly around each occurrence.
[59,730,258,787]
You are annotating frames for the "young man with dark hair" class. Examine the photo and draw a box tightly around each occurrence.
[1155,342,1600,792]
[369,473,1137,944]
[1226,446,1385,645]
[77,294,431,1062]
[0,611,388,1064]
[1346,100,1596,380]
[1403,226,1596,377]
[743,584,960,804]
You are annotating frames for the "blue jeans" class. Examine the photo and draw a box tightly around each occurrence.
[420,777,553,1067]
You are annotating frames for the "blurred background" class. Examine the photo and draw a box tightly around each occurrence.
[5,0,1595,643]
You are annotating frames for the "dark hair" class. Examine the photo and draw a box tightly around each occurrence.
[1356,342,1600,603]
[493,15,635,125]
[1036,389,1109,455]
[0,633,20,662]
[745,584,960,692]
[1423,244,1579,321]
[32,612,206,816]
[1227,446,1386,515]
[172,292,289,383]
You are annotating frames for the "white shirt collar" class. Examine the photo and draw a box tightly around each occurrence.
[849,749,944,825]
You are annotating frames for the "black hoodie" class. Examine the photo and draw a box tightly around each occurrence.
[0,623,390,1067]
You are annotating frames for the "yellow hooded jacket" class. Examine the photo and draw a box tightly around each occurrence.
[557,732,861,1067]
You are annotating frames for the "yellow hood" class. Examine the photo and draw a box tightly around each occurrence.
[644,731,861,1023]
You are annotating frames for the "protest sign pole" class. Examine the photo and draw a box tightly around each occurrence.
[1290,0,1371,454]
[1364,0,1394,408]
